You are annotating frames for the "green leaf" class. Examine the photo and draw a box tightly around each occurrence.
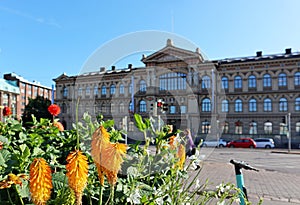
[103,119,114,129]
[0,149,10,167]
[134,114,147,132]
[32,147,45,157]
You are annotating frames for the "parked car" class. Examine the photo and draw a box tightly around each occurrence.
[227,138,256,148]
[202,138,227,147]
[254,138,275,148]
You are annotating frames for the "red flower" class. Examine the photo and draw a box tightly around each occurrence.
[48,104,61,116]
[2,107,12,117]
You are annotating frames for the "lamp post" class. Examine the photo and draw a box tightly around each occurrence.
[217,120,220,141]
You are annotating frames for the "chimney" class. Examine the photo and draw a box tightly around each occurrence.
[285,48,292,54]
[128,64,132,69]
[100,67,106,72]
[111,66,116,71]
[256,51,262,57]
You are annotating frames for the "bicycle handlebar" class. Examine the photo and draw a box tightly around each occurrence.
[230,159,259,172]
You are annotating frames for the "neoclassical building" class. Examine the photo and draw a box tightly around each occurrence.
[54,40,300,147]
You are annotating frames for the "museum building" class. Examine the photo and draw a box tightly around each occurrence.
[54,40,300,147]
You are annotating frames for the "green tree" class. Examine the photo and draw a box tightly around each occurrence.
[22,96,53,125]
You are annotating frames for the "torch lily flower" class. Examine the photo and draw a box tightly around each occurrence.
[66,150,89,205]
[29,158,52,205]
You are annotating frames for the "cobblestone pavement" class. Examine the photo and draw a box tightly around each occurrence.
[198,157,300,204]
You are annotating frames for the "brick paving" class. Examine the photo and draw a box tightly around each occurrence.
[198,161,300,204]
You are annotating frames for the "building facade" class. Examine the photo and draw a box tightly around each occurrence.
[54,40,300,147]
[3,73,54,119]
[0,79,20,121]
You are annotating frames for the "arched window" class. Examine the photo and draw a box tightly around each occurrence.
[221,76,228,89]
[279,97,288,111]
[264,121,272,134]
[78,87,82,96]
[86,86,90,95]
[296,122,300,135]
[280,122,288,135]
[101,86,106,95]
[235,121,243,134]
[295,72,300,86]
[234,76,242,89]
[264,98,272,112]
[263,74,272,87]
[94,86,98,95]
[202,98,211,112]
[202,76,211,89]
[129,102,133,112]
[129,122,134,131]
[119,103,124,113]
[235,99,243,112]
[248,75,256,88]
[110,103,115,113]
[101,103,107,113]
[62,103,67,113]
[139,100,146,112]
[222,122,229,134]
[295,97,300,111]
[201,120,210,134]
[249,121,257,134]
[110,84,116,95]
[63,87,68,97]
[139,80,147,92]
[159,72,186,91]
[278,73,287,87]
[119,84,125,94]
[221,100,229,112]
[129,84,133,94]
[249,98,257,112]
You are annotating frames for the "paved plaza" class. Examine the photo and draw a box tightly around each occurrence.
[197,148,300,205]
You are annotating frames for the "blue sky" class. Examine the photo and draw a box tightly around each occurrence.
[1,0,300,87]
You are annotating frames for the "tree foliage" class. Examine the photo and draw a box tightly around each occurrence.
[22,96,53,125]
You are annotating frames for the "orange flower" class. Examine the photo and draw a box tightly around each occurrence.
[91,126,110,185]
[0,173,28,189]
[102,143,127,185]
[29,158,52,205]
[48,104,61,116]
[2,106,12,116]
[91,126,110,162]
[53,121,64,131]
[66,150,89,205]
[176,144,186,170]
[169,135,177,150]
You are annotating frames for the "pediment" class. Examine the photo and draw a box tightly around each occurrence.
[142,40,204,64]
[53,73,69,81]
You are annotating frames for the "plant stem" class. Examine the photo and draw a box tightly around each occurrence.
[109,185,114,205]
[6,189,13,205]
[99,185,103,205]
[76,97,80,150]
[15,186,24,205]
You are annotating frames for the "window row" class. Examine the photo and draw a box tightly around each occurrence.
[199,97,300,112]
[222,72,300,89]
[62,71,300,97]
[201,120,300,135]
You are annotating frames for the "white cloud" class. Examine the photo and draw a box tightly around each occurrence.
[0,6,62,28]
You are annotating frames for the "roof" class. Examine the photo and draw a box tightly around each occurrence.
[0,79,20,94]
[5,72,52,89]
[215,51,300,65]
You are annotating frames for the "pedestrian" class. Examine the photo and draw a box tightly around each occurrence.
[184,128,196,156]
[184,128,201,170]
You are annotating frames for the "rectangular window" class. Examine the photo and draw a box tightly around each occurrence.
[180,106,186,114]
[170,105,176,114]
